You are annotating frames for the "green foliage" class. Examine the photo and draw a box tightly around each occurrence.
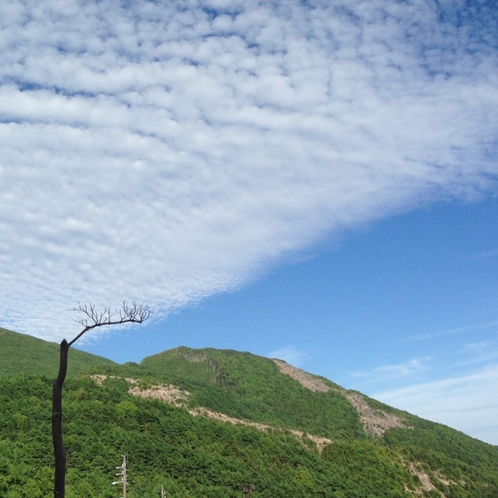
[0,375,385,497]
[383,418,498,497]
[0,328,115,378]
[142,347,364,440]
[1,340,497,497]
[322,439,413,496]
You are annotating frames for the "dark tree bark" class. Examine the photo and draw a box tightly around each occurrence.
[52,301,149,498]
[52,340,69,498]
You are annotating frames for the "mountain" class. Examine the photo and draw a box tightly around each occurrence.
[1,333,497,497]
[0,327,115,377]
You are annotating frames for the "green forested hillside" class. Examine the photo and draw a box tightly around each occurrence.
[140,347,364,440]
[0,328,115,377]
[1,338,497,497]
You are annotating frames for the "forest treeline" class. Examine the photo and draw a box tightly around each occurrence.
[1,334,497,497]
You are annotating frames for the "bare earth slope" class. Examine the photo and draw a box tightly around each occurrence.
[272,359,406,436]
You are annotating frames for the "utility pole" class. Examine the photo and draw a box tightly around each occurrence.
[112,455,127,498]
[161,484,167,498]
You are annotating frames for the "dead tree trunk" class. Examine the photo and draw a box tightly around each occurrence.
[51,302,149,498]
[52,340,69,498]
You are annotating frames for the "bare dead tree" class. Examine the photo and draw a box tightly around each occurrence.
[52,301,150,498]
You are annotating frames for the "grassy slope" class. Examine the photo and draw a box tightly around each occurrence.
[0,327,115,377]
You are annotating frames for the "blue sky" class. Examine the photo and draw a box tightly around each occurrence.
[1,0,497,444]
[81,197,498,444]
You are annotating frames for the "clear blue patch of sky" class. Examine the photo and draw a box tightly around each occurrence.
[79,195,498,390]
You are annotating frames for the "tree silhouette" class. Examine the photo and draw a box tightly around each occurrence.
[52,301,150,498]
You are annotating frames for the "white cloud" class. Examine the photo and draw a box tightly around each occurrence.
[0,0,497,341]
[408,320,498,342]
[358,340,498,444]
[350,357,430,382]
[374,364,498,445]
[266,346,308,367]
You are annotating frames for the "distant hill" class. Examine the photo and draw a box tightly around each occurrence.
[138,347,365,440]
[1,335,497,497]
[0,327,115,377]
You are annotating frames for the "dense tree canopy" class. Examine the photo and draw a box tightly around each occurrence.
[1,343,497,497]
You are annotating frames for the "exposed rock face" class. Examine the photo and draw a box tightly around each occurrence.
[272,359,332,392]
[343,392,406,436]
[129,384,189,407]
[92,355,407,444]
[407,462,439,495]
[188,406,332,453]
[272,359,406,436]
[90,374,332,452]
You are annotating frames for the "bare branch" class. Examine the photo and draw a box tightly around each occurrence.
[53,302,150,497]
[68,301,150,347]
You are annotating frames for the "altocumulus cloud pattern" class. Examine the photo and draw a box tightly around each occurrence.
[0,0,497,341]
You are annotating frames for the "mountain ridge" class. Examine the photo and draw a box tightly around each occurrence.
[0,327,115,377]
[1,330,498,497]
